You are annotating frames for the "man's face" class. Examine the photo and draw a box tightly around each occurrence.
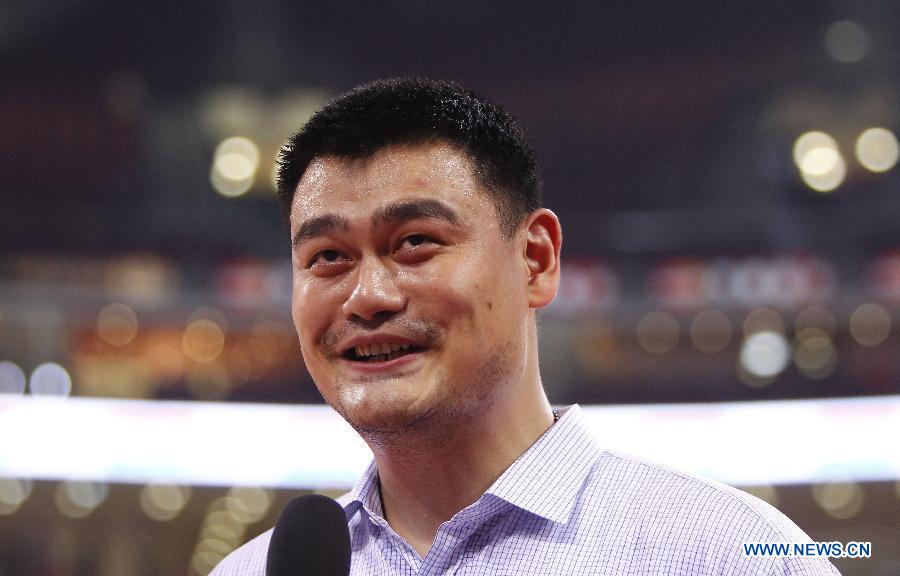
[289,142,531,436]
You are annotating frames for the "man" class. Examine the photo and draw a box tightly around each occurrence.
[212,78,840,575]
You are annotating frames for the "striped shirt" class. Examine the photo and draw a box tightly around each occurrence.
[211,405,840,575]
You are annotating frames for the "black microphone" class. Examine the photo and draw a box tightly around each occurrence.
[266,494,351,576]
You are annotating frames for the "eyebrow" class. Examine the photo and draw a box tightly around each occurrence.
[292,198,462,247]
[372,198,461,228]
[292,214,351,247]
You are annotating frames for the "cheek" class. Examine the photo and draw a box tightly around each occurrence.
[456,258,527,340]
[291,276,337,350]
[291,302,318,375]
[290,278,310,342]
[398,262,476,320]
[403,260,515,345]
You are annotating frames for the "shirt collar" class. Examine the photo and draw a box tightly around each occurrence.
[339,459,382,520]
[483,404,603,523]
[338,404,603,525]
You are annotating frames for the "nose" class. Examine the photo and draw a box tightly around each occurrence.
[342,257,407,322]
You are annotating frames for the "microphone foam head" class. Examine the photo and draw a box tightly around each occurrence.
[266,494,351,576]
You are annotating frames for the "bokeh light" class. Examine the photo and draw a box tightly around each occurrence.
[55,481,108,519]
[97,303,139,347]
[740,331,790,379]
[849,303,891,346]
[743,307,785,337]
[202,524,242,547]
[225,486,273,525]
[0,361,27,395]
[191,548,230,576]
[689,309,732,354]
[0,478,33,515]
[140,483,192,522]
[793,329,837,380]
[636,311,680,355]
[812,481,864,519]
[182,319,226,363]
[824,20,870,64]
[800,146,841,176]
[203,508,246,546]
[792,131,846,192]
[29,363,72,397]
[855,127,899,173]
[191,495,257,575]
[801,159,846,192]
[210,136,260,198]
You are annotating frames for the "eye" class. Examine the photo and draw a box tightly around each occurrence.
[306,249,350,269]
[401,234,430,248]
[394,234,441,263]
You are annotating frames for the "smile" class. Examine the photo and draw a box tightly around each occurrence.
[344,342,426,363]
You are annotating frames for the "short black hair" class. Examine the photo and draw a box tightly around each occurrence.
[276,77,542,237]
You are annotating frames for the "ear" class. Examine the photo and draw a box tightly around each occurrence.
[522,208,562,309]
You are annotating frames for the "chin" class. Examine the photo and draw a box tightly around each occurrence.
[342,407,420,437]
[336,388,442,437]
[332,389,411,427]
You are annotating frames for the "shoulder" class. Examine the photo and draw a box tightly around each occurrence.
[593,449,807,540]
[208,528,272,576]
[577,450,841,574]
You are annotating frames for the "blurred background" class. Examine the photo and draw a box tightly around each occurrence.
[1,1,899,574]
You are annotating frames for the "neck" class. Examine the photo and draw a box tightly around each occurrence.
[367,351,554,558]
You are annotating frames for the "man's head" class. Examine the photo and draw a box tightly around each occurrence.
[276,77,541,238]
[280,78,561,444]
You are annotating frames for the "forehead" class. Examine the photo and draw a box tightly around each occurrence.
[289,142,494,226]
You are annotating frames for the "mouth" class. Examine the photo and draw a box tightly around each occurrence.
[342,342,427,364]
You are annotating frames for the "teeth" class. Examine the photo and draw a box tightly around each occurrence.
[354,342,414,358]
